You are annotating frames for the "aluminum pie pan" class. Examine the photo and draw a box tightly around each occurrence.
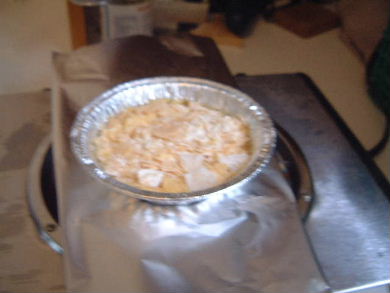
[70,77,276,205]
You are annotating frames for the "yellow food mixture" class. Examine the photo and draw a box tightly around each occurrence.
[94,99,251,192]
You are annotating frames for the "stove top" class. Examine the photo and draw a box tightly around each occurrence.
[1,73,388,293]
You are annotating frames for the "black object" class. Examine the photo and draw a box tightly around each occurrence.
[41,149,59,223]
[366,21,389,157]
[177,23,199,33]
[310,0,339,3]
[366,22,389,117]
[209,0,230,13]
[224,0,274,37]
[368,116,389,157]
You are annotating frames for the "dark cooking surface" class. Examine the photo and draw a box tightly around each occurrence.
[41,148,57,222]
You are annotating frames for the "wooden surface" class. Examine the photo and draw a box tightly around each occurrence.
[273,2,340,38]
[67,2,88,49]
[60,34,237,87]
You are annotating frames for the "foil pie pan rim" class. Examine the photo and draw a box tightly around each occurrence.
[70,76,276,204]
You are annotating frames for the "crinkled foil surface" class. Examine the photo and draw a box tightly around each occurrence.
[51,36,330,293]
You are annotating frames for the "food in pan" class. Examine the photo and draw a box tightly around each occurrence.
[94,99,251,192]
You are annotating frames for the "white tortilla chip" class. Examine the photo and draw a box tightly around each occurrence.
[137,169,164,188]
[179,152,204,172]
[95,100,251,192]
[185,167,219,191]
[219,153,249,171]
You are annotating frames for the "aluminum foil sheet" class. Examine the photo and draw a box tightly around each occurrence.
[70,77,276,204]
[51,36,330,293]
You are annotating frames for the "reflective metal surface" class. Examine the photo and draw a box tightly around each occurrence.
[70,77,276,204]
[236,74,390,293]
[275,125,314,222]
[27,126,314,254]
